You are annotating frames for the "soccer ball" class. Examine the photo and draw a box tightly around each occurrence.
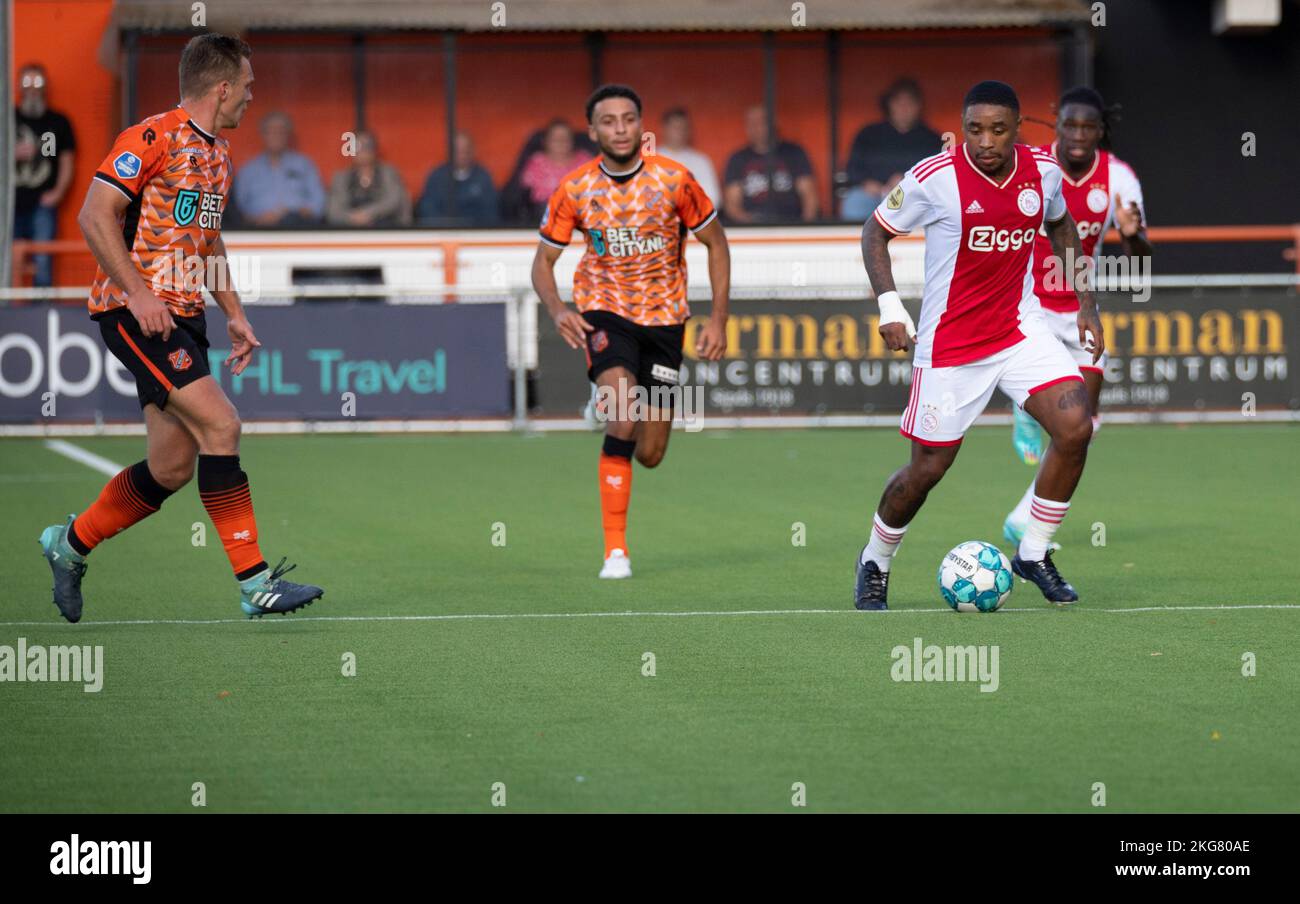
[939,541,1014,612]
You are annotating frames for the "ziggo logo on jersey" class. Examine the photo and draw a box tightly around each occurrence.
[967,226,1037,253]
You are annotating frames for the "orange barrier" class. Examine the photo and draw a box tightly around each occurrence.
[12,224,1300,292]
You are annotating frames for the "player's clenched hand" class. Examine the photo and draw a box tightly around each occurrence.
[1078,310,1105,364]
[876,291,915,353]
[695,317,726,361]
[127,289,176,342]
[1113,194,1142,238]
[225,317,262,376]
[553,308,594,350]
[879,322,911,352]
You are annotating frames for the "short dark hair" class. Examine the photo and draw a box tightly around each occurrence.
[880,77,923,115]
[179,33,251,100]
[1058,86,1105,116]
[1058,86,1114,148]
[585,84,642,123]
[963,80,1019,115]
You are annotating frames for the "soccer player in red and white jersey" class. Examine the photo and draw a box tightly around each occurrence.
[1003,86,1151,544]
[855,81,1102,609]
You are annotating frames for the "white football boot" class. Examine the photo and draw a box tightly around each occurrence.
[599,548,632,579]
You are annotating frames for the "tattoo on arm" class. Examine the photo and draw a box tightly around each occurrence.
[861,220,897,297]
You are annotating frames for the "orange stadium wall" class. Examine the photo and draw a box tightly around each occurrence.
[13,0,117,286]
[18,20,1061,255]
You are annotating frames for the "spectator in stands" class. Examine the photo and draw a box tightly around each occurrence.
[416,132,498,226]
[234,111,325,226]
[657,108,721,205]
[516,119,593,225]
[326,130,411,227]
[500,121,598,225]
[722,105,817,224]
[840,78,943,221]
[13,63,76,287]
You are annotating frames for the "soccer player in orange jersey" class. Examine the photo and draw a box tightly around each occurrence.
[531,84,731,578]
[38,34,323,621]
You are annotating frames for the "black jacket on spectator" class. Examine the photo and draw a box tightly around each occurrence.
[417,164,499,226]
[845,121,943,186]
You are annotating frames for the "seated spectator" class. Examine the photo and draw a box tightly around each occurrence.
[657,108,721,205]
[326,130,411,227]
[499,124,598,224]
[515,120,593,225]
[416,132,498,226]
[234,111,325,226]
[14,63,76,288]
[722,106,817,224]
[841,78,943,222]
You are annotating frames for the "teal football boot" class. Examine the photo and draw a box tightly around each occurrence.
[38,514,87,623]
[240,558,324,618]
[1012,405,1044,466]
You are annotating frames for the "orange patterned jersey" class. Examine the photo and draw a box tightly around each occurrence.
[88,107,232,319]
[540,155,717,326]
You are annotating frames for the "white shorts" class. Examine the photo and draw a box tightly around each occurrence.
[900,331,1084,446]
[1042,308,1107,373]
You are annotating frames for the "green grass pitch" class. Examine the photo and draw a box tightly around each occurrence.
[1,423,1297,812]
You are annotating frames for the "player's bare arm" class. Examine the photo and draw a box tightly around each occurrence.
[77,180,175,341]
[207,236,261,376]
[861,216,913,352]
[1045,211,1105,362]
[531,241,594,350]
[692,218,730,361]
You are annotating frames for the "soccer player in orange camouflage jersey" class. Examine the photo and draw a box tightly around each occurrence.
[531,84,731,579]
[38,34,323,621]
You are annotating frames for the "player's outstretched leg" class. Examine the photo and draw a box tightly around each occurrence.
[39,463,174,623]
[856,441,960,610]
[166,377,323,616]
[1012,379,1093,605]
[594,365,673,579]
[37,404,195,622]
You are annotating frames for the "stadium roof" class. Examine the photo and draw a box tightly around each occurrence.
[113,0,1093,33]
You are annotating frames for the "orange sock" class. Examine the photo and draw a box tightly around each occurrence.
[68,461,174,554]
[197,454,267,581]
[598,452,633,557]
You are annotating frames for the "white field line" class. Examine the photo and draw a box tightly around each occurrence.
[43,439,124,478]
[1,604,1298,628]
[30,438,1299,626]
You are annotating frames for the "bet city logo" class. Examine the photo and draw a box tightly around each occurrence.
[172,188,224,229]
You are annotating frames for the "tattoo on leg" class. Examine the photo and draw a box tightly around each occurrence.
[1057,386,1089,410]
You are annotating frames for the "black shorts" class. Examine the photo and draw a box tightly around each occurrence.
[96,308,211,410]
[582,310,685,389]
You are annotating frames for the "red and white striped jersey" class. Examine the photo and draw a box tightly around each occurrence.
[873,143,1067,369]
[1029,144,1145,312]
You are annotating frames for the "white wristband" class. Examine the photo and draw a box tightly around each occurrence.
[876,291,917,340]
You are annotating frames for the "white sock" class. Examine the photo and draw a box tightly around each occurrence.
[1009,481,1036,526]
[862,513,907,571]
[1018,495,1070,561]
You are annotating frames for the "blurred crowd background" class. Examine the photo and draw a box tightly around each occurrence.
[8,0,1300,288]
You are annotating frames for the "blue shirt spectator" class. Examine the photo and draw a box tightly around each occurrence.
[234,111,325,226]
[417,132,499,226]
